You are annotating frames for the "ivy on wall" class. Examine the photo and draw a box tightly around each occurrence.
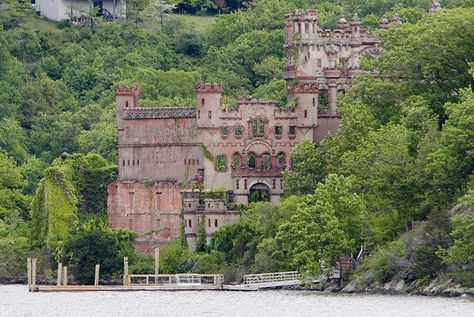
[30,153,118,249]
[200,144,214,162]
[30,167,79,249]
[215,154,227,172]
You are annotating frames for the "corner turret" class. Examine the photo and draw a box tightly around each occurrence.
[195,83,223,128]
[115,87,140,129]
[288,82,319,128]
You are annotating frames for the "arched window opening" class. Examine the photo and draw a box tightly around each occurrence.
[278,152,287,169]
[262,153,271,171]
[249,183,271,203]
[125,101,129,108]
[247,153,256,169]
[235,125,243,136]
[215,154,227,172]
[251,119,265,137]
[232,153,241,168]
[275,125,283,135]
[221,126,229,136]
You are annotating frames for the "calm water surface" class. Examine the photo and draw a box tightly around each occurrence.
[0,285,472,317]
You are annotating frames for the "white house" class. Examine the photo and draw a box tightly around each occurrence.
[35,0,125,21]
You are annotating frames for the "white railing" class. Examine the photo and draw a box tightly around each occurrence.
[243,271,299,285]
[128,274,223,286]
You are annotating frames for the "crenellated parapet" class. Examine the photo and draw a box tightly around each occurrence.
[115,87,140,96]
[195,83,224,94]
[285,9,318,22]
[237,97,278,106]
[288,82,319,94]
[123,107,196,120]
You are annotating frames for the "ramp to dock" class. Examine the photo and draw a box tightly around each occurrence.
[224,271,301,291]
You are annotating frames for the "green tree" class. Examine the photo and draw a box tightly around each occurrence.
[424,88,474,206]
[196,216,207,252]
[274,174,366,275]
[341,124,421,241]
[283,140,326,195]
[379,8,474,119]
[441,214,474,286]
[61,219,137,284]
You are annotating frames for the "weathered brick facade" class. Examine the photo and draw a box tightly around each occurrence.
[107,9,383,252]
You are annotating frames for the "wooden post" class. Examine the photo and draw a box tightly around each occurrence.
[27,258,32,291]
[95,264,100,286]
[154,248,160,284]
[31,258,37,288]
[62,266,68,286]
[57,263,62,286]
[123,257,129,286]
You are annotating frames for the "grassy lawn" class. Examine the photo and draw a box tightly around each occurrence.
[19,13,216,35]
[170,14,216,33]
[24,16,63,33]
[154,14,216,33]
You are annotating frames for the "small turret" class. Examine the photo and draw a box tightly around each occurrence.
[391,13,402,25]
[379,16,389,29]
[195,83,223,128]
[351,14,361,36]
[288,82,319,128]
[429,1,441,14]
[284,9,318,44]
[115,87,140,128]
[337,17,348,30]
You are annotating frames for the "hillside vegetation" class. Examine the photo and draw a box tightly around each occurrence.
[0,0,472,288]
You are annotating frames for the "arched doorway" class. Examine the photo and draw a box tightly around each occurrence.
[249,183,271,203]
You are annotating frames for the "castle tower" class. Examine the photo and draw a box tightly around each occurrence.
[115,87,140,129]
[195,83,223,128]
[288,82,319,132]
[284,9,319,82]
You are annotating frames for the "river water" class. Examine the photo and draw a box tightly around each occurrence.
[0,285,472,317]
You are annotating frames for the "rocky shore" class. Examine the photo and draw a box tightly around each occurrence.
[340,276,474,297]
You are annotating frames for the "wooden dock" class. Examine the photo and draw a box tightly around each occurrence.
[26,255,301,293]
[32,284,224,292]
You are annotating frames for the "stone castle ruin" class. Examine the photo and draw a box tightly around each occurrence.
[107,9,386,252]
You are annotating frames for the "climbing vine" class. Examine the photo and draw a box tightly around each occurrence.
[200,144,214,162]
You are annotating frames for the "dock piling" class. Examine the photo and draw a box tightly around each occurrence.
[57,263,63,286]
[95,264,100,286]
[62,266,68,286]
[154,248,160,284]
[27,258,32,291]
[123,257,129,286]
[31,258,37,288]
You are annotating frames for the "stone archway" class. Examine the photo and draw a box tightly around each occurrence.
[249,182,271,203]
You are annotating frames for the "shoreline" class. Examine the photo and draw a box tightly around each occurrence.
[2,281,472,298]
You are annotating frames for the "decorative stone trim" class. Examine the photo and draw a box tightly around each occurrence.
[115,87,140,96]
[195,83,224,94]
[123,107,196,120]
[288,82,319,94]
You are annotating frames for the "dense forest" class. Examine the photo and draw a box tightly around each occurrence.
[0,0,473,290]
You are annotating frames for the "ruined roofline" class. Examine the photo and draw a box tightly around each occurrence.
[236,97,279,106]
[195,83,224,94]
[123,106,196,120]
[115,86,140,96]
[287,82,319,94]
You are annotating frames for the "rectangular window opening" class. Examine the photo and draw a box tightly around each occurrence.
[289,126,296,135]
